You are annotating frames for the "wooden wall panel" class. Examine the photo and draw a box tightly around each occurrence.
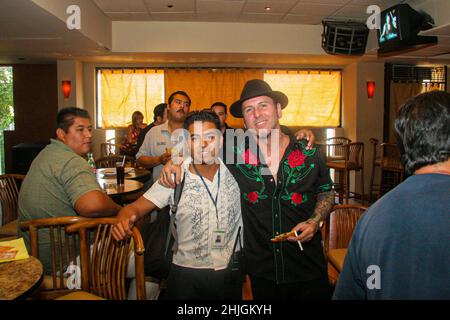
[4,64,58,173]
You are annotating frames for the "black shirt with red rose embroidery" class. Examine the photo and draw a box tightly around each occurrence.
[225,136,333,284]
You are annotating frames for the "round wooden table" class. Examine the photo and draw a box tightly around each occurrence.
[130,167,152,182]
[97,178,144,197]
[96,167,151,182]
[0,256,43,300]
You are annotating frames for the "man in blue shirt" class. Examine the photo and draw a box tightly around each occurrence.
[334,91,450,299]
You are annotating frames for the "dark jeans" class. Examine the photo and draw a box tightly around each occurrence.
[165,264,242,300]
[250,275,332,300]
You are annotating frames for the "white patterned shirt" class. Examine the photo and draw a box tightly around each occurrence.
[136,121,172,182]
[143,158,242,270]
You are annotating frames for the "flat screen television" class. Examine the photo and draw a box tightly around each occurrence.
[377,3,437,54]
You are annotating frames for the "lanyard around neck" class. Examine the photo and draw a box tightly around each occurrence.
[192,163,221,228]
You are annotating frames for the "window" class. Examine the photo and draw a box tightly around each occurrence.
[97,68,164,128]
[96,67,342,130]
[386,64,446,142]
[0,66,14,174]
[97,68,261,129]
[264,70,341,127]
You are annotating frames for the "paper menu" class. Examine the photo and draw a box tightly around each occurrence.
[0,238,29,263]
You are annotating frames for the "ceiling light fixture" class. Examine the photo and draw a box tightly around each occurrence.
[265,7,271,11]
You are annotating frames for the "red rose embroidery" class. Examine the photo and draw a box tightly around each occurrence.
[247,191,259,204]
[287,149,306,168]
[243,149,259,166]
[291,193,303,205]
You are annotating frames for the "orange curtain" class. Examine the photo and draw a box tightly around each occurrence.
[264,70,341,127]
[164,69,264,128]
[388,81,445,142]
[99,69,164,128]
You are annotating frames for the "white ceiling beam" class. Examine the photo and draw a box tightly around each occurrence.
[31,0,112,49]
[112,21,324,55]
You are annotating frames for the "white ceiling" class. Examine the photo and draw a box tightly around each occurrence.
[0,0,108,63]
[93,0,399,25]
[0,0,448,65]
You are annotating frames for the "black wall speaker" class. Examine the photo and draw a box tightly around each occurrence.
[322,20,369,55]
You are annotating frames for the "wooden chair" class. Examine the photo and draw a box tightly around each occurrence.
[106,137,125,145]
[323,204,368,285]
[95,155,136,168]
[325,137,352,162]
[58,218,145,300]
[327,142,365,204]
[100,143,124,157]
[369,139,404,203]
[0,174,25,239]
[20,216,88,299]
[327,137,352,146]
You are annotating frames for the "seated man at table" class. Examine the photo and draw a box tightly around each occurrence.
[18,107,121,274]
[333,91,450,299]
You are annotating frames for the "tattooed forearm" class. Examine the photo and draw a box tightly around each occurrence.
[310,190,335,223]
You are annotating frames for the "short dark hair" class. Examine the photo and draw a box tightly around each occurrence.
[184,110,221,130]
[394,90,450,175]
[56,107,90,133]
[153,103,167,121]
[168,91,191,106]
[210,101,227,113]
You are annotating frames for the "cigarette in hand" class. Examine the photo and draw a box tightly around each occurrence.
[294,230,303,251]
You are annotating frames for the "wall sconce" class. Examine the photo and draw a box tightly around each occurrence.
[62,80,71,99]
[367,81,375,99]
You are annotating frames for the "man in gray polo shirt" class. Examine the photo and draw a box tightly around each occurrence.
[18,107,121,273]
[136,91,191,183]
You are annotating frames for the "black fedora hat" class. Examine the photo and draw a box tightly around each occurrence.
[230,79,288,118]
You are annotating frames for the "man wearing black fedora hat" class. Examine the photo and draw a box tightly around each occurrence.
[160,79,334,300]
[226,79,334,299]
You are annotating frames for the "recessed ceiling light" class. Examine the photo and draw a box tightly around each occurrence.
[167,4,174,9]
[265,7,271,11]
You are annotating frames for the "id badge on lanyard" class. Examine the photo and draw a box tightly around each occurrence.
[193,164,225,250]
[212,229,226,249]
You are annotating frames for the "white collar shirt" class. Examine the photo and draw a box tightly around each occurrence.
[143,157,242,270]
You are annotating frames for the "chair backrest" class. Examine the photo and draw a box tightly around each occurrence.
[327,137,351,145]
[20,216,88,295]
[380,143,403,172]
[100,143,124,157]
[369,137,379,160]
[95,155,135,168]
[324,204,368,253]
[345,142,364,169]
[326,137,351,158]
[0,174,25,226]
[66,218,146,300]
[107,137,126,145]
